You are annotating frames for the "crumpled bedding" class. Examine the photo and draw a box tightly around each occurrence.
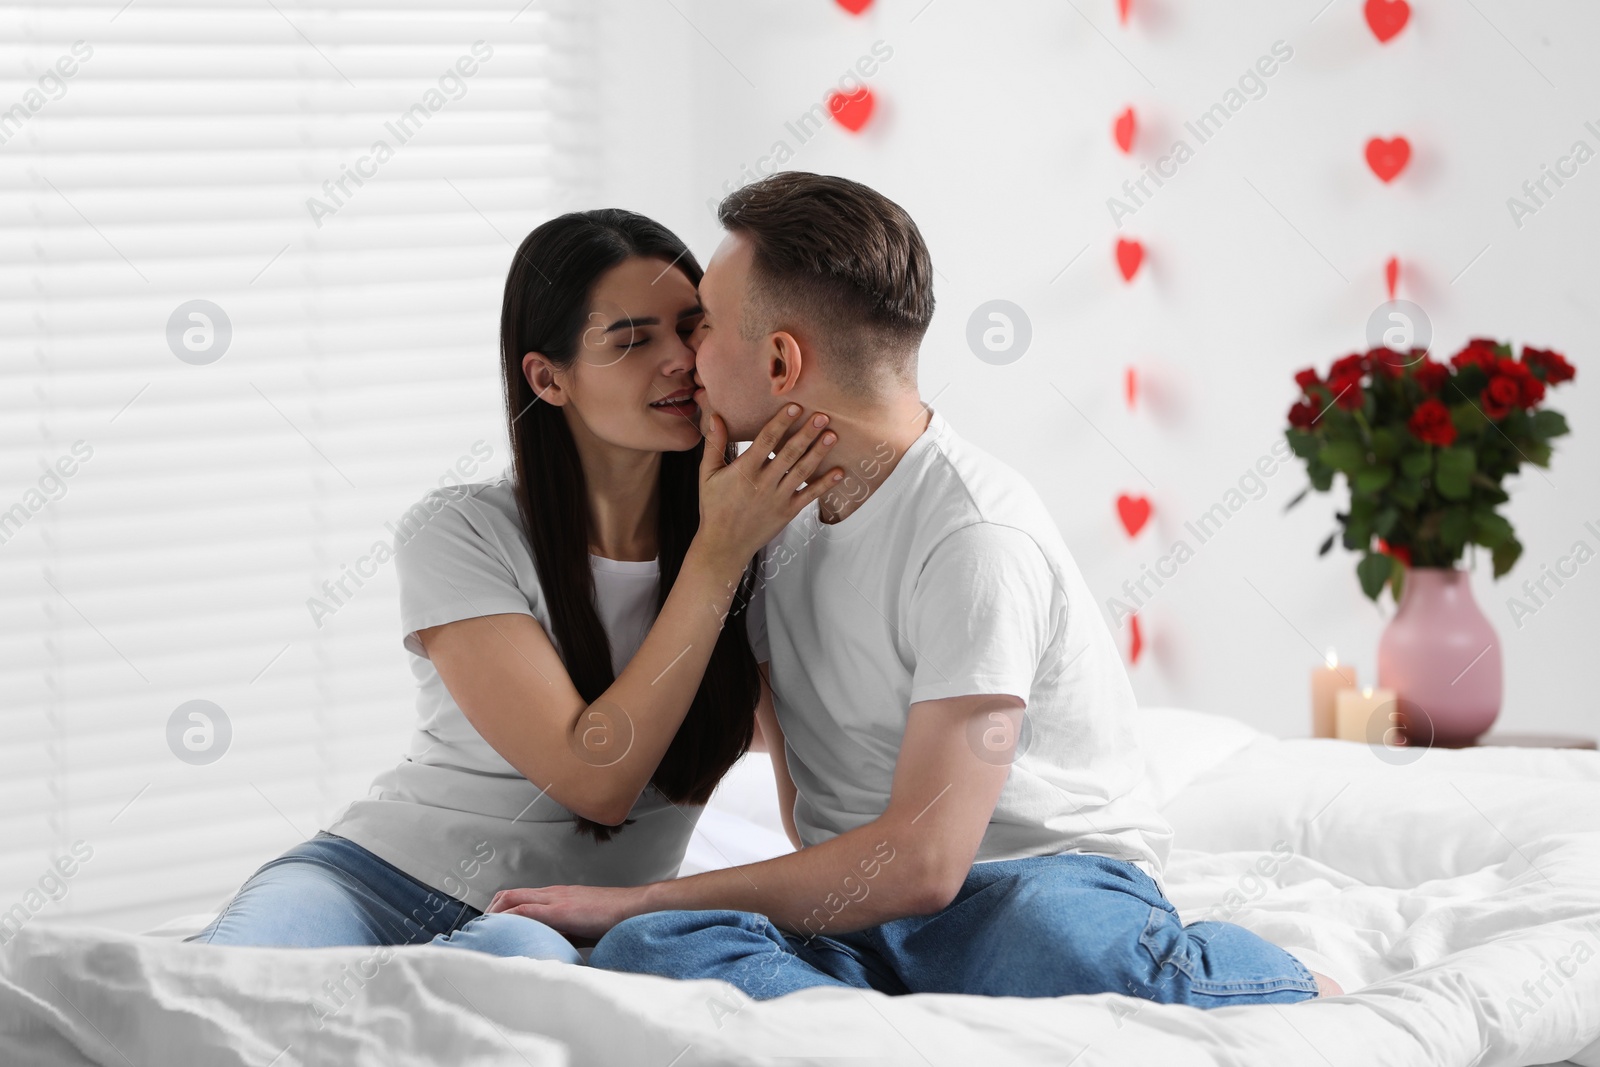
[3,707,1597,1066]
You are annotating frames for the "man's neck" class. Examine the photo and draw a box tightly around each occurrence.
[811,393,934,525]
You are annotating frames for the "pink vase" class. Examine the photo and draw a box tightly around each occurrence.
[1377,566,1503,747]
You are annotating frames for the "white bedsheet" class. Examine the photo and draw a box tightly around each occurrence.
[3,707,1598,1066]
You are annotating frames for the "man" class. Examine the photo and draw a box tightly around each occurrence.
[490,171,1340,1005]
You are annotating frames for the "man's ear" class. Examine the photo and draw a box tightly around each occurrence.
[767,331,805,398]
[523,351,568,406]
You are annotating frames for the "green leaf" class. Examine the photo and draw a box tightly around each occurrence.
[1318,440,1365,474]
[1492,537,1523,579]
[1390,477,1424,509]
[1283,485,1310,512]
[1435,446,1476,501]
[1389,561,1406,603]
[1318,531,1337,556]
[1399,451,1432,478]
[1309,464,1334,492]
[1440,507,1472,550]
[1472,510,1513,549]
[1532,409,1570,438]
[1374,507,1399,539]
[1371,428,1399,461]
[1354,465,1393,493]
[1357,552,1393,600]
[1286,430,1322,460]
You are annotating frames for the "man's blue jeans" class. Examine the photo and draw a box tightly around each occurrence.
[591,853,1320,1006]
[186,831,582,963]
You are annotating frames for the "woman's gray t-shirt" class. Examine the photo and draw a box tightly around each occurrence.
[324,466,700,911]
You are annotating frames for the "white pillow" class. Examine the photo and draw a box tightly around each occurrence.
[1128,706,1267,810]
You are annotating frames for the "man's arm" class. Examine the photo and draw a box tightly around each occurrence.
[490,692,1022,939]
[753,664,802,850]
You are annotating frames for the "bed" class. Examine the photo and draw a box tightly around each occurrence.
[3,707,1597,1066]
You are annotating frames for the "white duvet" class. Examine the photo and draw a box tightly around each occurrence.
[3,707,1598,1066]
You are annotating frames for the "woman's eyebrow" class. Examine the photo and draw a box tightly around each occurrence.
[603,316,659,333]
[676,304,704,320]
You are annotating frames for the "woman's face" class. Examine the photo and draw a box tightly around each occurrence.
[524,256,705,455]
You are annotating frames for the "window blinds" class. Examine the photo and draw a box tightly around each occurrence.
[0,0,593,935]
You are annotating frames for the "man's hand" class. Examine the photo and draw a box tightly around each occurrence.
[486,883,650,941]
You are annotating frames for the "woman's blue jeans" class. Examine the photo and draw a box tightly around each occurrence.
[185,831,582,964]
[592,852,1320,1006]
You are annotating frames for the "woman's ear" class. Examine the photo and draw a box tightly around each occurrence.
[523,351,568,406]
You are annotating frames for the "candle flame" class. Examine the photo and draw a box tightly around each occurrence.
[1362,687,1374,698]
[1325,649,1338,669]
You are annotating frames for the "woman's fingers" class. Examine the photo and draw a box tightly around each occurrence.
[789,465,847,518]
[698,411,727,480]
[764,412,832,488]
[489,887,540,913]
[776,426,838,494]
[733,403,806,477]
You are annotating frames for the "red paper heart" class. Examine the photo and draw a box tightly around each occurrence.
[1125,366,1139,410]
[1113,107,1136,154]
[835,0,873,13]
[1385,256,1400,300]
[1363,0,1410,43]
[1118,0,1132,25]
[1365,136,1411,182]
[1129,613,1144,664]
[1116,238,1144,282]
[1116,493,1151,537]
[828,87,875,132]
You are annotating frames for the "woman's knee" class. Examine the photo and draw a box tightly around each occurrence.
[435,913,582,964]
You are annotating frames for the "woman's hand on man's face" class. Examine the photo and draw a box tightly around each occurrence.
[695,403,844,566]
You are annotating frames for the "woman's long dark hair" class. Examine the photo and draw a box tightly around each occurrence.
[500,209,760,841]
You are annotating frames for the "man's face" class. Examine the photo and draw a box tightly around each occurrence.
[690,233,784,442]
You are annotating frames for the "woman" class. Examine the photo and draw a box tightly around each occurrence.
[187,209,843,961]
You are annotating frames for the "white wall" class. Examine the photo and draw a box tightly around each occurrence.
[595,0,1600,739]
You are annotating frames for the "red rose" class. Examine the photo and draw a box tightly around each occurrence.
[1407,397,1456,446]
[1376,538,1412,567]
[1288,400,1320,428]
[1294,368,1321,392]
[1451,338,1501,372]
[1328,371,1365,410]
[1367,346,1407,378]
[1329,353,1366,379]
[1481,375,1520,420]
[1523,346,1576,384]
[1412,359,1450,393]
[1494,358,1545,407]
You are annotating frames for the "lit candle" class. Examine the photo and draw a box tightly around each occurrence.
[1311,649,1356,739]
[1336,686,1398,744]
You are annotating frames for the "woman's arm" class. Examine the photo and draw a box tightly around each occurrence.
[753,663,801,850]
[417,406,842,827]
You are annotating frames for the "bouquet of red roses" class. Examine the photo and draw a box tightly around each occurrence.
[1285,338,1576,600]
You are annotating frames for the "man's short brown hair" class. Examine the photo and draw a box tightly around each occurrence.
[717,172,934,394]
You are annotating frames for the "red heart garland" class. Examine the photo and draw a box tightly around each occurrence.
[1113,107,1136,154]
[828,87,875,132]
[1129,613,1144,664]
[1116,494,1152,537]
[1385,256,1400,300]
[1116,238,1144,282]
[1125,366,1139,410]
[1363,0,1410,43]
[1365,136,1411,182]
[1118,0,1132,25]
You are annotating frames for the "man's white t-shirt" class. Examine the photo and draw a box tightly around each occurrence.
[746,409,1174,890]
[325,466,701,911]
